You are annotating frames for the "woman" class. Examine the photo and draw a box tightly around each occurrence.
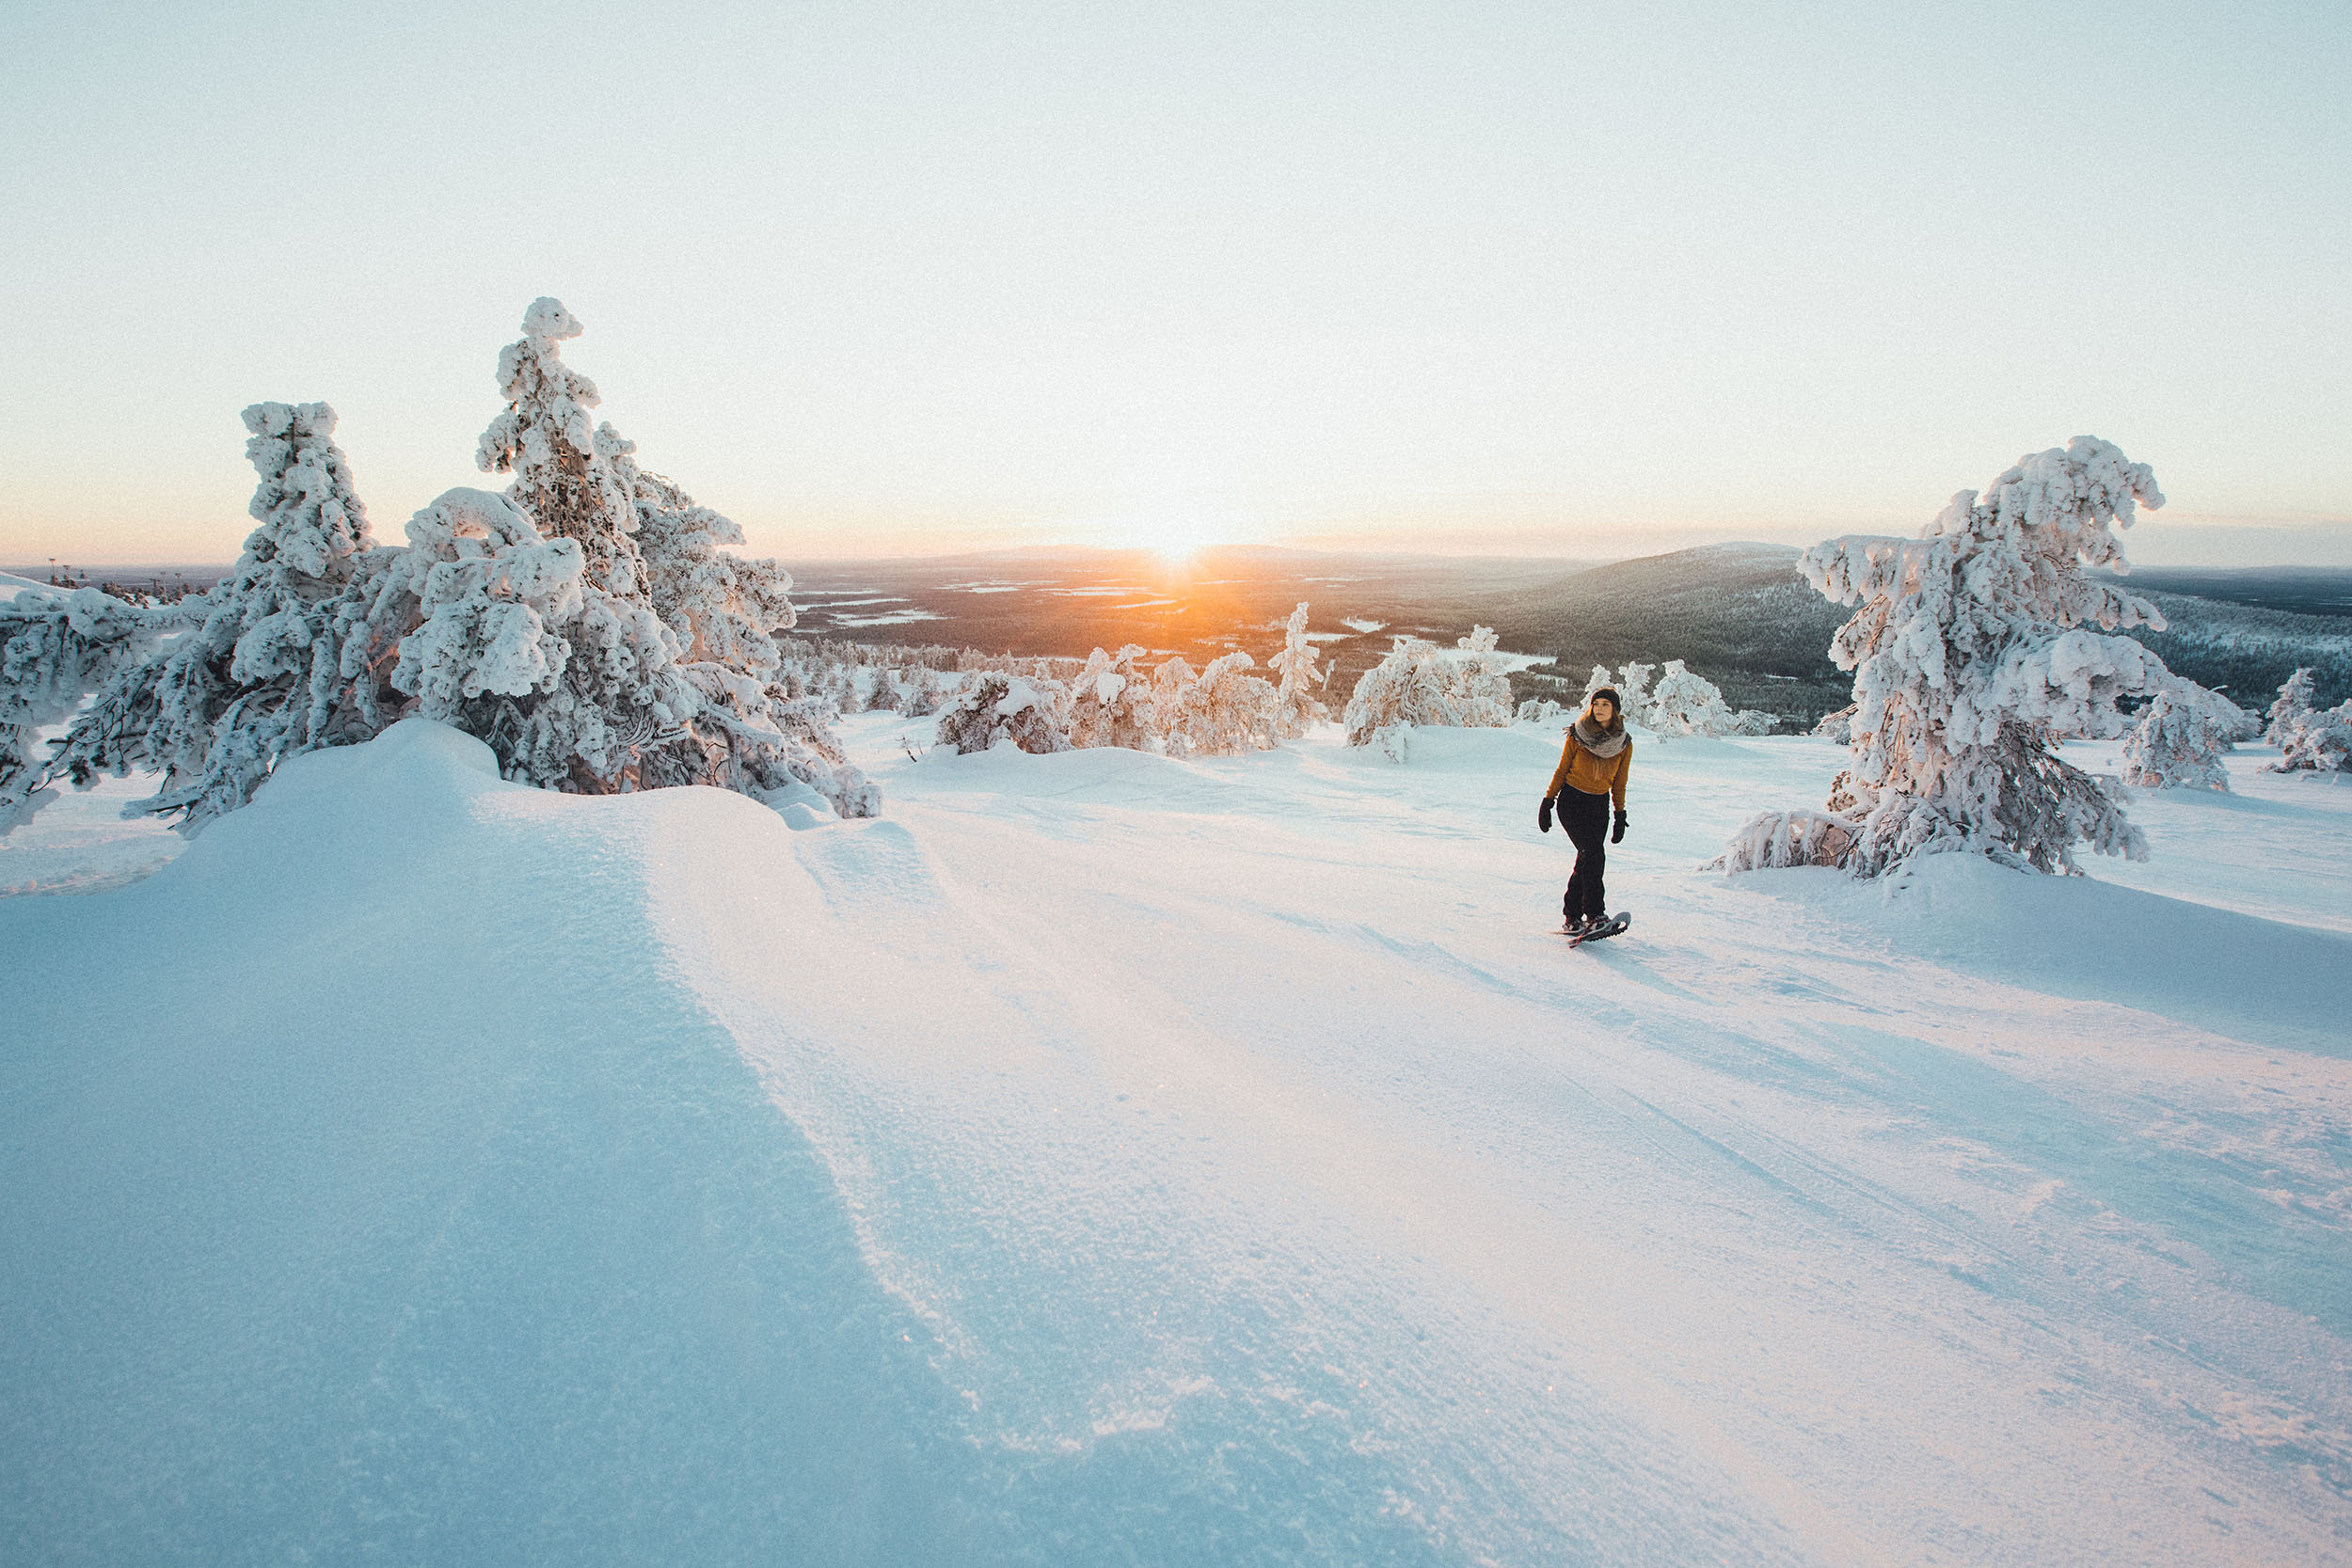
[1537,688,1631,935]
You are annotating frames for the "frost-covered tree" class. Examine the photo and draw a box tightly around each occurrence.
[1722,436,2169,877]
[1343,627,1514,747]
[2121,689,2229,791]
[2268,699,2352,774]
[3,305,882,833]
[1067,644,1155,749]
[1,588,180,831]
[476,298,645,597]
[1646,660,1738,737]
[1580,665,1614,710]
[1813,705,1856,745]
[2266,668,2318,746]
[1267,605,1328,739]
[50,402,394,832]
[1613,661,1656,726]
[1169,650,1278,756]
[1518,697,1567,725]
[1151,657,1199,755]
[896,663,945,717]
[1451,626,1515,726]
[933,673,1071,755]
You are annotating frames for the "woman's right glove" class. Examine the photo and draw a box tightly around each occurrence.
[1612,809,1628,844]
[1537,795,1554,833]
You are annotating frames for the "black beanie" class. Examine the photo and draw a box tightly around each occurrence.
[1590,687,1622,711]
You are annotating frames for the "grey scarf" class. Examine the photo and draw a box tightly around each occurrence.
[1572,714,1629,759]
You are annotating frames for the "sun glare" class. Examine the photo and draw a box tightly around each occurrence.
[1105,503,1238,567]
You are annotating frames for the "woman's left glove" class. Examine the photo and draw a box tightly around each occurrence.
[1612,809,1628,844]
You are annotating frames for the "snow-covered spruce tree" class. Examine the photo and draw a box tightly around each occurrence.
[2266,668,2318,747]
[0,587,181,831]
[1151,657,1199,755]
[1646,660,1738,737]
[2120,689,2229,791]
[1344,639,1459,744]
[2269,699,2352,774]
[1722,436,2169,877]
[1518,697,1566,724]
[1451,626,1515,726]
[933,673,1072,755]
[1613,661,1656,726]
[470,301,875,814]
[1267,604,1328,739]
[1343,627,1514,748]
[1580,664,1614,710]
[47,402,391,832]
[1169,650,1278,756]
[1068,644,1155,749]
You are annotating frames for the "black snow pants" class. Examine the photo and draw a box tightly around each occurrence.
[1558,784,1611,923]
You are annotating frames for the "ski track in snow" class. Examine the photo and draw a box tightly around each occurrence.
[4,717,2350,1564]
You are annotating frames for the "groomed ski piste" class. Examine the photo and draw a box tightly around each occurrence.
[5,703,2349,1564]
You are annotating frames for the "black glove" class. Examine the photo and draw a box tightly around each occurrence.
[1612,809,1628,844]
[1537,796,1553,833]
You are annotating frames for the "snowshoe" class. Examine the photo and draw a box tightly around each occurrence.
[1567,912,1630,948]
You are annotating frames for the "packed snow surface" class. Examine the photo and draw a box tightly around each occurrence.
[5,716,2350,1564]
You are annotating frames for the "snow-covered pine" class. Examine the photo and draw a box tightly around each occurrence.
[1580,665,1614,710]
[49,402,387,833]
[2268,699,2352,774]
[1613,661,1657,726]
[2265,668,2318,747]
[1152,657,1200,756]
[1067,644,1155,749]
[476,298,645,598]
[2120,689,2230,791]
[1724,436,2169,878]
[467,302,876,815]
[933,673,1073,755]
[1267,604,1328,739]
[1645,659,1737,737]
[1517,697,1567,724]
[1343,629,1514,747]
[896,664,945,718]
[0,588,180,832]
[1170,650,1279,756]
[1451,626,1515,726]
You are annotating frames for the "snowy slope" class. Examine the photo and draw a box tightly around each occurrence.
[4,717,2349,1564]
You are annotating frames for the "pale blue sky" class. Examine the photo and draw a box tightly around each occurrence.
[4,0,2346,565]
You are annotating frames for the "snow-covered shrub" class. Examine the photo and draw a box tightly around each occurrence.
[1707,808,1858,871]
[896,664,945,717]
[1067,644,1155,749]
[1371,721,1411,763]
[2268,700,2352,774]
[1646,659,1738,737]
[1343,626,1514,747]
[1168,650,1278,756]
[1268,604,1328,739]
[1151,657,1199,754]
[0,588,180,831]
[1812,705,1855,745]
[1728,709,1779,736]
[933,673,1072,755]
[1722,436,2169,877]
[2120,689,2229,791]
[2266,668,2318,747]
[1518,697,1566,724]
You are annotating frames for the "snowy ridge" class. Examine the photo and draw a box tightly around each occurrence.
[5,717,2351,1562]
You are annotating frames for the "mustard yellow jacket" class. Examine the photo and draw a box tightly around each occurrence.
[1546,728,1630,809]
